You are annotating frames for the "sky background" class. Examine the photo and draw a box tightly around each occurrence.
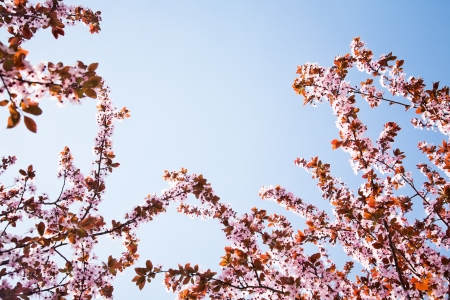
[1,0,450,298]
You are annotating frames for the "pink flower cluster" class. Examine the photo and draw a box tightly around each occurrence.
[0,0,101,39]
[287,37,450,298]
[0,0,103,132]
[0,86,130,298]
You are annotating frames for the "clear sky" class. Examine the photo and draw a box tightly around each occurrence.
[1,0,450,298]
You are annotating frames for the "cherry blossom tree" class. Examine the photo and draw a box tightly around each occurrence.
[130,38,450,299]
[0,0,102,132]
[0,1,449,299]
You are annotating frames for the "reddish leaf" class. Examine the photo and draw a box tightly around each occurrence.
[135,276,145,289]
[415,281,429,291]
[3,60,14,71]
[88,63,99,71]
[331,139,342,150]
[84,88,97,99]
[7,114,21,129]
[76,228,88,237]
[146,260,153,271]
[135,267,147,276]
[36,222,45,236]
[372,242,383,249]
[51,27,65,39]
[24,115,37,133]
[79,216,97,230]
[22,104,42,116]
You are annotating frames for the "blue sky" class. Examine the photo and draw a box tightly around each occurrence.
[1,0,450,298]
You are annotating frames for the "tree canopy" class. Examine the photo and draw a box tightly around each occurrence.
[0,1,449,299]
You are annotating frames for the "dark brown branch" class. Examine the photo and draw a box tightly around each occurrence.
[375,158,450,229]
[351,88,414,108]
[80,115,107,221]
[383,219,411,299]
